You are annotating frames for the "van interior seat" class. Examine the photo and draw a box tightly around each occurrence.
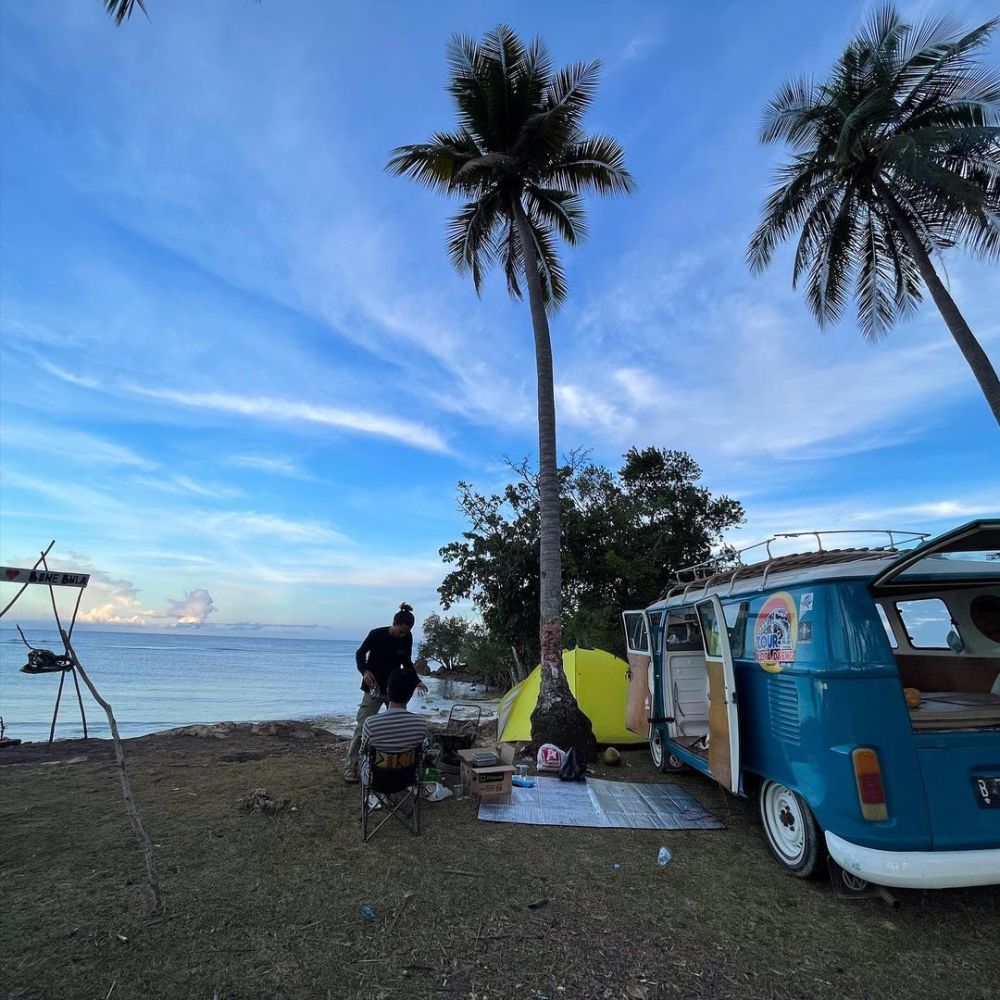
[668,652,709,737]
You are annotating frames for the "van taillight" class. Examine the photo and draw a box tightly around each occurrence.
[852,748,888,821]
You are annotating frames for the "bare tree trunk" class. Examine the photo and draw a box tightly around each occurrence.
[510,195,596,754]
[882,192,1000,427]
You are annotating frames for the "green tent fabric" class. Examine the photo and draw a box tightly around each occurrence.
[497,647,645,744]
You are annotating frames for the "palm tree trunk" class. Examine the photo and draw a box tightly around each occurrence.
[882,192,1000,427]
[510,194,595,753]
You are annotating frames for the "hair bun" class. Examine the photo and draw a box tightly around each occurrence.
[399,602,413,613]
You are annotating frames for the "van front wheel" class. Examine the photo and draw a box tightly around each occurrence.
[759,781,825,878]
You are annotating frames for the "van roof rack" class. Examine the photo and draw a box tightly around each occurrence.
[663,529,931,601]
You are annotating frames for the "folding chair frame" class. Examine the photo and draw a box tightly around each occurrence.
[361,745,422,842]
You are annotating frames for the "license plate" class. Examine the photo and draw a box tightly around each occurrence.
[972,776,1000,809]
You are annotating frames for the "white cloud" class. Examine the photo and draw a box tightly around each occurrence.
[125,384,451,454]
[200,510,351,545]
[0,422,153,468]
[227,454,310,478]
[6,554,218,627]
[132,475,244,500]
[162,588,215,625]
[38,360,102,389]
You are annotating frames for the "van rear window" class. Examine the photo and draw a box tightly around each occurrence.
[895,598,962,650]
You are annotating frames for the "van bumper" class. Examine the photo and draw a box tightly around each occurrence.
[825,832,1000,889]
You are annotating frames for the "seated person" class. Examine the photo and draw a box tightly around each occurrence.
[359,668,429,783]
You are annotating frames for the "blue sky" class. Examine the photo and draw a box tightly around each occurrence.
[1,0,997,638]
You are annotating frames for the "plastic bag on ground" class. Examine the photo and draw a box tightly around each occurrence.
[421,781,453,801]
[536,743,565,771]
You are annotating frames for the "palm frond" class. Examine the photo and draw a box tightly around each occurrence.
[804,189,857,327]
[105,0,147,24]
[545,135,636,195]
[498,218,524,299]
[514,61,601,162]
[524,187,588,244]
[747,158,836,273]
[386,132,482,191]
[855,207,897,341]
[446,194,504,294]
[759,77,823,146]
[523,212,568,308]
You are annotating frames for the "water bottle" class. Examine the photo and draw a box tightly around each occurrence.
[657,847,672,866]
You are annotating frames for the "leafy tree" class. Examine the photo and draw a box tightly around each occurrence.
[439,448,743,666]
[458,625,514,691]
[748,5,1000,426]
[417,613,470,673]
[389,26,634,750]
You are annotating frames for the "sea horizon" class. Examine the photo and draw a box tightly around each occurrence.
[0,626,489,742]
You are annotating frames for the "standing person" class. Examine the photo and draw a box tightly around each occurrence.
[344,603,427,783]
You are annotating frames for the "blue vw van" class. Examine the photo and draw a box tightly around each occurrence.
[622,520,1000,889]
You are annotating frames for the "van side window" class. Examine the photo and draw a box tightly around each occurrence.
[624,612,650,654]
[724,601,749,657]
[895,598,962,650]
[876,604,898,649]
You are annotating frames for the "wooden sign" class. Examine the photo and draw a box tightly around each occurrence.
[1,567,90,588]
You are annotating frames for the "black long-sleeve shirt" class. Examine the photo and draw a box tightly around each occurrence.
[355,627,416,695]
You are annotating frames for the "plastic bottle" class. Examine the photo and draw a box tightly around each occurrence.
[657,847,672,866]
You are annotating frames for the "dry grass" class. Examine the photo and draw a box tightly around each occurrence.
[1,731,997,1000]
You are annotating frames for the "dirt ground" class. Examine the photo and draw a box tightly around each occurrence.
[1,728,997,1000]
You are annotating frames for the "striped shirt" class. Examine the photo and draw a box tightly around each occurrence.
[360,706,428,754]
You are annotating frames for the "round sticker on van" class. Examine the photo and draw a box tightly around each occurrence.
[754,592,798,673]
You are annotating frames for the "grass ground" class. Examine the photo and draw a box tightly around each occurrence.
[1,729,997,1000]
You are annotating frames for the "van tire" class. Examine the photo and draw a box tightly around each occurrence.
[759,780,825,878]
[650,729,686,773]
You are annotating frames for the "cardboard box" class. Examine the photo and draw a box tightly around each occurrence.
[465,763,513,798]
[456,745,519,797]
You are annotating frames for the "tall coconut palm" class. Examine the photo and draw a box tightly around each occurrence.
[388,25,634,749]
[748,5,1000,426]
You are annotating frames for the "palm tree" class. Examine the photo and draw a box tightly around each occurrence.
[389,26,634,749]
[748,5,1000,426]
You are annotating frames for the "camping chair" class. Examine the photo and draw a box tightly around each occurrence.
[361,743,422,842]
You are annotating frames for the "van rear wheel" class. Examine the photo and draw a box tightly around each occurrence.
[650,729,686,773]
[759,780,825,878]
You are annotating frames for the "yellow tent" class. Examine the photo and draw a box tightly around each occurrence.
[497,647,645,745]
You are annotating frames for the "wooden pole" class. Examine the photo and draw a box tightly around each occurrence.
[49,670,66,744]
[71,667,89,739]
[61,630,163,913]
[37,551,162,913]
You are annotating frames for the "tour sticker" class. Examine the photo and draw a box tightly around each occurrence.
[754,592,798,673]
[799,592,814,615]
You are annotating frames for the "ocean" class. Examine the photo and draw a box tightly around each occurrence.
[0,628,488,742]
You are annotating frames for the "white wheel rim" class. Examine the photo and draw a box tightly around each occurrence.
[762,783,806,865]
[650,730,663,767]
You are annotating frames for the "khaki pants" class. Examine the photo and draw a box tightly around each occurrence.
[347,690,387,768]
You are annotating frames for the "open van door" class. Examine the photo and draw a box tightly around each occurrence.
[622,610,653,737]
[696,596,741,794]
[869,519,1000,593]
